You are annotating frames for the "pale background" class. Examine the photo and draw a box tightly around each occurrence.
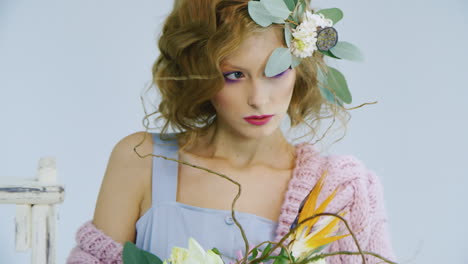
[1,0,467,263]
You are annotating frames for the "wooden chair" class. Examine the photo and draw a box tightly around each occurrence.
[0,157,65,264]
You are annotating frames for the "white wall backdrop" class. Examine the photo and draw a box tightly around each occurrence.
[1,0,467,263]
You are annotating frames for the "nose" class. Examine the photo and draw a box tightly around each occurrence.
[247,79,270,108]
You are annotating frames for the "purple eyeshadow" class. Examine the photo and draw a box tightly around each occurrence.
[224,78,238,83]
[272,68,290,78]
[222,71,239,83]
[222,68,290,83]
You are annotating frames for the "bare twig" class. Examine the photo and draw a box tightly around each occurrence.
[133,131,251,263]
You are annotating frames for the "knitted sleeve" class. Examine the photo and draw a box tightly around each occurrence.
[324,155,397,264]
[66,220,123,264]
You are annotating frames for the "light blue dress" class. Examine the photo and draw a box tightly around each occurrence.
[135,133,279,262]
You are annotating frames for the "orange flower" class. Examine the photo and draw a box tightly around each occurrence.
[288,170,350,261]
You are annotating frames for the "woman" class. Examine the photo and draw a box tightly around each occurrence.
[67,0,397,263]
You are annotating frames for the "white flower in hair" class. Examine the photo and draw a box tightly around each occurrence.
[305,12,334,28]
[290,11,335,58]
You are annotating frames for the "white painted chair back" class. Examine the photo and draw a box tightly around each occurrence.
[0,157,65,264]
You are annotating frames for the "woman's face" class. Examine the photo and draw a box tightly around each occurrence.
[211,26,296,139]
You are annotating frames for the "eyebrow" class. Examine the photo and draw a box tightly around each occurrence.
[221,63,249,72]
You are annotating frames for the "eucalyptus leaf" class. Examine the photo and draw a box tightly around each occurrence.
[319,49,341,59]
[283,0,295,11]
[261,0,291,19]
[300,0,307,12]
[123,242,149,264]
[293,1,305,22]
[284,26,292,47]
[327,66,352,104]
[271,15,286,24]
[329,41,364,62]
[292,10,299,24]
[248,1,274,27]
[288,14,298,29]
[265,47,292,77]
[291,55,301,68]
[317,66,337,104]
[317,8,344,25]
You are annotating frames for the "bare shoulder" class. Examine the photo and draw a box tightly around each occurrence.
[92,131,153,244]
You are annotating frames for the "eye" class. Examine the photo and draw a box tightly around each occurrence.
[223,71,245,81]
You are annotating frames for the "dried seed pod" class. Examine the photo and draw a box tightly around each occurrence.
[316,27,338,51]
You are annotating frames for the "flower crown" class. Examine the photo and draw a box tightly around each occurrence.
[248,0,364,106]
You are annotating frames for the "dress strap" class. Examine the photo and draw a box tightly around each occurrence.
[151,132,179,205]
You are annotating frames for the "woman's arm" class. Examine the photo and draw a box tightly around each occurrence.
[66,131,153,263]
[325,156,397,264]
[66,221,123,264]
[92,131,153,243]
[360,170,396,263]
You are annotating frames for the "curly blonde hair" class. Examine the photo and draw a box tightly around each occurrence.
[144,0,351,151]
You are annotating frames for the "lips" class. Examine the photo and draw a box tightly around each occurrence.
[244,115,274,119]
[244,115,274,126]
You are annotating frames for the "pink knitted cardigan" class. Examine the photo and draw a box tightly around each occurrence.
[66,142,397,264]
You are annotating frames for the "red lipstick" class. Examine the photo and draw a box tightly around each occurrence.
[243,115,274,126]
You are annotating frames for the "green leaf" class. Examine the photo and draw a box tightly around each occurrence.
[279,247,287,256]
[261,0,291,19]
[319,49,341,59]
[284,26,292,47]
[123,242,163,264]
[248,1,274,27]
[248,248,259,260]
[271,256,289,264]
[260,243,273,258]
[283,0,295,11]
[142,251,163,264]
[292,1,304,22]
[123,242,149,264]
[317,66,337,104]
[329,41,364,62]
[317,66,345,106]
[327,66,352,104]
[291,55,301,68]
[272,248,290,264]
[271,16,286,24]
[300,0,307,12]
[287,14,298,29]
[211,247,221,255]
[265,47,292,77]
[317,8,344,25]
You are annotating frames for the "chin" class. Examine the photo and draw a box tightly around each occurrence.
[241,121,280,139]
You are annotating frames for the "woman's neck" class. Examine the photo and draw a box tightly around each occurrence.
[179,124,296,171]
